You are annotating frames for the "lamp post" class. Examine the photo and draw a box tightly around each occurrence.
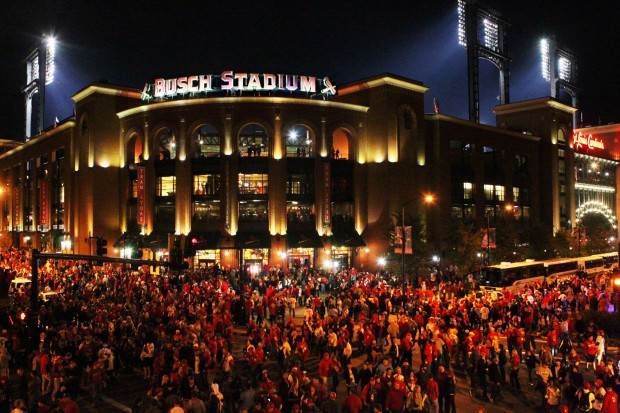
[401,194,435,295]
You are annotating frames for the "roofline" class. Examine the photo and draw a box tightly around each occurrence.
[425,113,541,142]
[0,121,74,161]
[493,97,577,116]
[72,83,142,102]
[575,123,620,134]
[337,73,428,95]
[117,96,369,119]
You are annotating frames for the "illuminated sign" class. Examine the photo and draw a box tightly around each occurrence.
[137,166,146,225]
[141,71,336,101]
[39,181,48,227]
[572,131,605,151]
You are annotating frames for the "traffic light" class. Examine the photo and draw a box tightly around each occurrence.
[185,237,198,258]
[96,237,108,256]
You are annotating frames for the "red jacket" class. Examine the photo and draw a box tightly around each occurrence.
[385,387,406,411]
[602,389,619,413]
[427,379,439,401]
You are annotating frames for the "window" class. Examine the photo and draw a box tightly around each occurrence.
[558,128,566,143]
[239,200,268,222]
[558,149,565,158]
[559,159,565,174]
[286,126,314,158]
[494,185,505,201]
[287,202,315,223]
[484,184,494,201]
[239,174,268,195]
[193,124,221,157]
[193,200,220,222]
[463,182,474,200]
[513,187,520,202]
[194,174,220,195]
[156,128,176,160]
[157,176,176,196]
[239,123,269,157]
[287,174,314,195]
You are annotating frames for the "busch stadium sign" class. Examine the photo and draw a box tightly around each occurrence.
[141,71,337,101]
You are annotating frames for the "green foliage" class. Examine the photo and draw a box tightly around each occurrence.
[580,213,615,255]
[493,218,519,263]
[386,211,432,278]
[442,220,484,273]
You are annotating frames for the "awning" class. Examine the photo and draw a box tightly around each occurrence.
[286,231,324,249]
[144,230,171,249]
[113,232,144,248]
[330,227,366,247]
[234,232,272,249]
[187,231,223,250]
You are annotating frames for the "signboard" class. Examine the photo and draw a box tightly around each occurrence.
[394,226,413,255]
[137,166,146,225]
[39,181,48,227]
[141,71,336,101]
[481,228,496,249]
[13,188,20,229]
[572,131,605,152]
[323,162,331,227]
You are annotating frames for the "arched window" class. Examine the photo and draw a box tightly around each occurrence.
[192,124,221,158]
[127,133,144,165]
[331,128,350,160]
[155,128,176,160]
[238,123,269,157]
[285,125,314,158]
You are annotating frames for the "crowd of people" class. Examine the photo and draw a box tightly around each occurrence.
[0,246,619,413]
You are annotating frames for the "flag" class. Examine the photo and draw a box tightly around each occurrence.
[433,98,439,114]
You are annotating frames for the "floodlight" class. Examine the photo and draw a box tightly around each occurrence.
[540,38,550,81]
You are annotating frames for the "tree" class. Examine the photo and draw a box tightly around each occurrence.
[385,211,431,280]
[442,220,484,273]
[553,228,574,257]
[525,222,556,260]
[580,213,615,255]
[493,217,519,263]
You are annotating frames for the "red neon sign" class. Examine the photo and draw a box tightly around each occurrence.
[573,131,605,151]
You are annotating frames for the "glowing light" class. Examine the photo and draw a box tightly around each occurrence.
[558,56,572,82]
[44,35,56,85]
[575,200,617,229]
[483,18,499,51]
[432,255,440,263]
[424,194,435,204]
[457,0,467,47]
[364,248,370,253]
[614,278,620,287]
[288,130,298,141]
[377,257,387,267]
[540,38,550,82]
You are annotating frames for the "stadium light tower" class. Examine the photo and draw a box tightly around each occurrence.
[457,0,510,123]
[540,37,579,127]
[23,34,56,141]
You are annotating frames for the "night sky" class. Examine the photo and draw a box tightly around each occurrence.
[0,0,618,139]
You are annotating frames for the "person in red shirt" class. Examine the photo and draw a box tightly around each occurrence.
[318,353,333,386]
[427,377,440,413]
[58,393,79,413]
[547,329,559,357]
[342,388,363,413]
[602,384,618,413]
[385,380,407,413]
[39,351,51,395]
[583,336,597,371]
